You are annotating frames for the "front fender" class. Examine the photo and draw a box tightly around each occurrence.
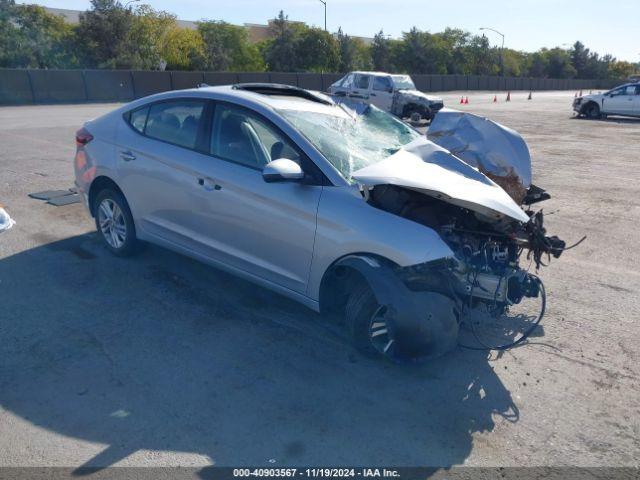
[308,186,454,301]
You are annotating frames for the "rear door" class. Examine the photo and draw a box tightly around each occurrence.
[634,85,640,116]
[183,102,323,294]
[116,98,212,244]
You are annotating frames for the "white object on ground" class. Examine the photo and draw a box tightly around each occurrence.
[0,207,16,232]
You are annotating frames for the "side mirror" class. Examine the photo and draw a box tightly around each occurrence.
[263,158,305,183]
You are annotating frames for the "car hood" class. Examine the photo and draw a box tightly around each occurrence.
[427,108,532,188]
[579,93,603,101]
[351,137,530,223]
[398,89,443,104]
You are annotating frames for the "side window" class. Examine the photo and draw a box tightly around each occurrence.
[372,76,392,92]
[341,74,354,89]
[355,75,371,90]
[145,100,205,149]
[211,104,301,169]
[624,86,636,95]
[129,106,149,133]
[611,87,628,97]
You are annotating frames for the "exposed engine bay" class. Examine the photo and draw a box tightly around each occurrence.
[364,183,579,352]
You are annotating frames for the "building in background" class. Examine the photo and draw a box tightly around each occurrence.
[42,7,373,44]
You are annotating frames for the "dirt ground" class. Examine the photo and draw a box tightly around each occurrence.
[0,91,639,471]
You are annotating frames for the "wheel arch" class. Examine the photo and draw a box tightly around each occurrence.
[318,253,399,315]
[88,175,125,217]
[580,100,600,115]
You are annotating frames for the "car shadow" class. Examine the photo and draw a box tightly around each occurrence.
[572,115,640,124]
[0,233,520,474]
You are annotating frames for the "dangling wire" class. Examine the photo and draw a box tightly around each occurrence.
[458,273,546,351]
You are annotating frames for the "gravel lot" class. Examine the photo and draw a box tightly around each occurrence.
[0,91,639,471]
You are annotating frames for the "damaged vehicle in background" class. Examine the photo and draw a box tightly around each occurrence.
[573,82,640,119]
[329,71,444,122]
[75,83,577,363]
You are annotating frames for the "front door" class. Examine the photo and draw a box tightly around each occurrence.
[187,102,323,294]
[602,85,636,115]
[369,75,395,112]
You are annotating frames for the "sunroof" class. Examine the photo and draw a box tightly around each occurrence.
[233,83,334,105]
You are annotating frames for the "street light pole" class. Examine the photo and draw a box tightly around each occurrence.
[480,27,505,77]
[318,0,327,32]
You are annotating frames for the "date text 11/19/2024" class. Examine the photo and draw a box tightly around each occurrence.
[233,468,401,478]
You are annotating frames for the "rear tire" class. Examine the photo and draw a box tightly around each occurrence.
[94,189,139,257]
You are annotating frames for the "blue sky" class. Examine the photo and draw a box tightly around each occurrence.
[30,0,639,62]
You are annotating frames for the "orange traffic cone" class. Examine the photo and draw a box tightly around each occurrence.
[493,95,497,103]
[464,96,469,104]
[527,91,532,100]
[506,91,511,102]
[460,96,465,104]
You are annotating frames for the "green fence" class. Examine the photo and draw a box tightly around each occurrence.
[0,68,622,105]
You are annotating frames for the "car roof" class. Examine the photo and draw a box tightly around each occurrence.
[194,84,350,116]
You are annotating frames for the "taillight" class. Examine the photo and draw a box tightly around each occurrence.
[75,127,93,147]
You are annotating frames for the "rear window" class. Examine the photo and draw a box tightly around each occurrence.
[129,107,149,133]
[145,100,205,149]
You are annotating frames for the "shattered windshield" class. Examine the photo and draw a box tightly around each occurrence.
[391,75,416,90]
[279,104,420,181]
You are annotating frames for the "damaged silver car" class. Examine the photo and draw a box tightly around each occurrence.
[75,83,574,363]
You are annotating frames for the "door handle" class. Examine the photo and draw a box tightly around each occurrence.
[119,150,136,162]
[197,177,221,191]
[370,93,377,96]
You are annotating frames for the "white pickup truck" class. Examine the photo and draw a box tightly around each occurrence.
[573,83,640,119]
[329,71,444,120]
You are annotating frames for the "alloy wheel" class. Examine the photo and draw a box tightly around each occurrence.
[98,198,127,249]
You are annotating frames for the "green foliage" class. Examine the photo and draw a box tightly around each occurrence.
[608,60,636,80]
[371,30,392,71]
[1,3,636,80]
[162,27,206,70]
[263,11,299,71]
[124,4,176,70]
[76,0,134,68]
[198,20,264,72]
[0,0,78,68]
[296,27,339,72]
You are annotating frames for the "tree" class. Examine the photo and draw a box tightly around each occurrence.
[440,28,470,74]
[162,27,206,70]
[545,48,576,78]
[570,41,589,77]
[198,20,264,71]
[608,60,636,80]
[263,11,300,71]
[467,34,496,75]
[0,0,77,68]
[124,5,176,70]
[76,0,133,68]
[395,27,449,74]
[337,27,355,72]
[296,27,339,72]
[371,30,391,71]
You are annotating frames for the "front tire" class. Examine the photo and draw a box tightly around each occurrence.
[94,189,139,257]
[345,283,398,361]
[584,102,601,119]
